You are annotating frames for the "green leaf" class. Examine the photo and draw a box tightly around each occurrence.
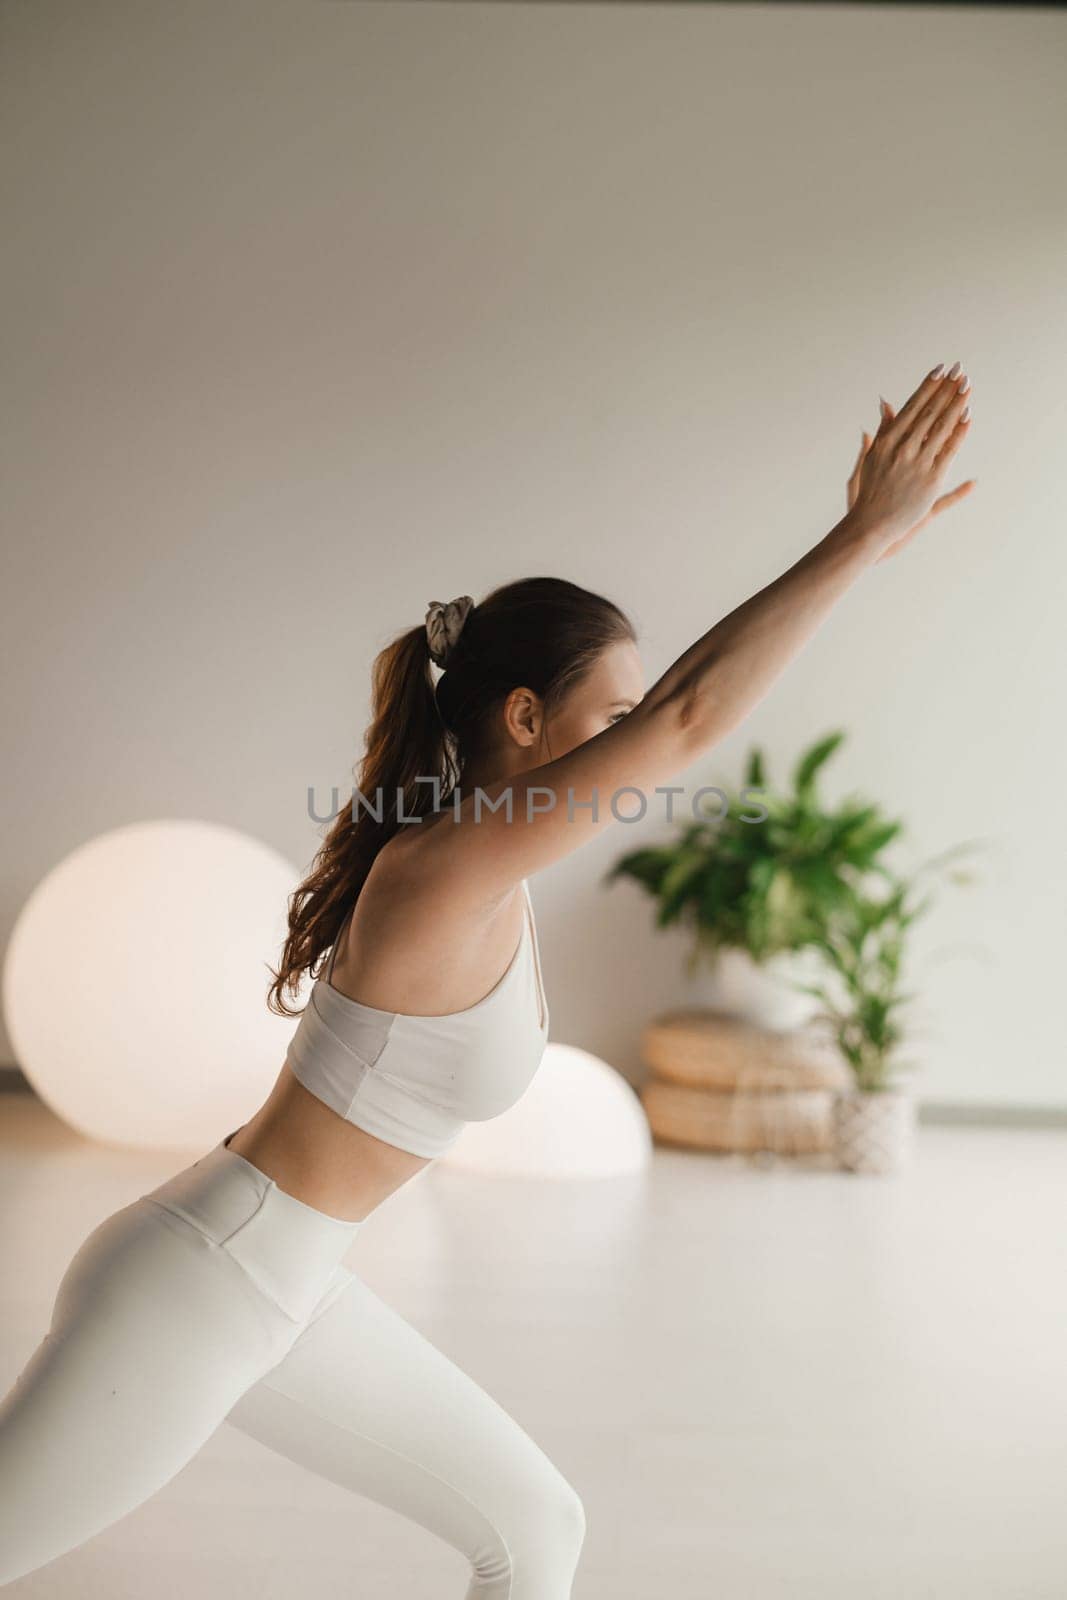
[793,730,846,800]
[603,847,674,893]
[849,818,904,862]
[655,849,708,925]
[745,746,767,789]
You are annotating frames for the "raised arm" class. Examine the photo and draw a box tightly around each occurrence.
[423,362,972,899]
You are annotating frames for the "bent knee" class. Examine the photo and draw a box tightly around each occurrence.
[483,1465,587,1584]
[520,1458,585,1543]
[550,1473,586,1551]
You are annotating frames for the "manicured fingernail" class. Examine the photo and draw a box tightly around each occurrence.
[958,377,970,396]
[947,361,961,379]
[930,363,945,379]
[960,405,970,422]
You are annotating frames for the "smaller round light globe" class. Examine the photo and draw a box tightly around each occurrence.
[443,1042,652,1179]
[2,820,310,1152]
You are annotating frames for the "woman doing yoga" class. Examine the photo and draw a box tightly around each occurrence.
[0,363,973,1593]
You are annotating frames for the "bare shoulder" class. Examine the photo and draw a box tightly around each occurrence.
[363,822,517,937]
[382,802,535,917]
[336,826,528,1013]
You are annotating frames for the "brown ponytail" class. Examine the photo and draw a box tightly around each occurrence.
[267,575,635,1016]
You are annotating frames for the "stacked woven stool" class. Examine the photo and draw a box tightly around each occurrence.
[640,1010,851,1157]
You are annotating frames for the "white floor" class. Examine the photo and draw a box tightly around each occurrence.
[2,1092,1065,1598]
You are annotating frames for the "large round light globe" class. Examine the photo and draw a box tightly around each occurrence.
[2,820,309,1151]
[443,1042,652,1179]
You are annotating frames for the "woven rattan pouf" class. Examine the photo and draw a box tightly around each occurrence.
[640,1009,850,1155]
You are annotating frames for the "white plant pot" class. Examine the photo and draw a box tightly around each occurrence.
[832,1088,916,1175]
[695,946,824,1032]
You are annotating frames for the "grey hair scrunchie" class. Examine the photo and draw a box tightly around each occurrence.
[424,595,474,669]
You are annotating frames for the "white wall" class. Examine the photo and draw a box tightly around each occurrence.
[2,1,1064,1107]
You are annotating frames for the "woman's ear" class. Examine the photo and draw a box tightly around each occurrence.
[502,686,543,750]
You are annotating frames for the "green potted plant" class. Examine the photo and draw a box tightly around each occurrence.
[796,850,979,1173]
[605,730,906,1030]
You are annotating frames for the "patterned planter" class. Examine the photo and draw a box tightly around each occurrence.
[832,1088,916,1174]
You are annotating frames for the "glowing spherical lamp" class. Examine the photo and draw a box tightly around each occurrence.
[443,1041,652,1179]
[2,820,308,1151]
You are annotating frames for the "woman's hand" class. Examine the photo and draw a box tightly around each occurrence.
[846,363,976,562]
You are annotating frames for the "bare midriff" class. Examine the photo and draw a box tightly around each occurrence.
[224,833,525,1223]
[225,1063,433,1223]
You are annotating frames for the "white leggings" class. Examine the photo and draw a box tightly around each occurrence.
[0,1133,586,1593]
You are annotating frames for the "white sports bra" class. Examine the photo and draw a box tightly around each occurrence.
[284,879,550,1159]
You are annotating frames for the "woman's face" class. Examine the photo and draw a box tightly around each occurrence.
[537,638,646,761]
